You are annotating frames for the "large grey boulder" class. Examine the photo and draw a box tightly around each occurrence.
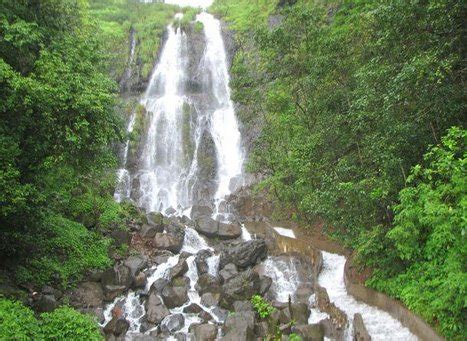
[190,205,213,220]
[191,323,217,341]
[195,249,213,275]
[219,263,238,284]
[161,285,188,308]
[195,274,221,295]
[195,217,241,240]
[101,264,133,301]
[160,314,185,334]
[221,269,261,309]
[154,233,183,253]
[223,311,256,341]
[124,255,148,277]
[145,292,170,324]
[221,239,267,269]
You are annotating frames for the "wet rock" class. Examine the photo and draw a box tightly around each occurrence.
[145,292,170,325]
[218,222,242,239]
[233,300,253,312]
[195,249,213,275]
[88,269,104,282]
[103,317,130,337]
[124,255,148,277]
[161,285,188,308]
[195,274,221,295]
[292,324,325,341]
[353,313,371,341]
[219,263,238,283]
[160,314,185,334]
[191,323,217,341]
[150,278,168,294]
[211,306,229,321]
[154,233,183,253]
[255,321,269,338]
[221,239,267,269]
[35,294,57,313]
[223,311,256,341]
[103,285,127,302]
[110,230,131,247]
[133,272,147,289]
[147,212,164,227]
[195,217,242,240]
[221,269,261,309]
[66,281,103,309]
[259,275,272,295]
[168,258,188,280]
[283,302,310,325]
[199,310,214,322]
[270,308,289,326]
[102,264,133,289]
[190,205,213,220]
[201,292,221,306]
[195,217,218,238]
[183,303,202,314]
[295,283,314,305]
[140,224,162,238]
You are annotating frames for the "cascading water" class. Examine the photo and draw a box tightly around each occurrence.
[319,252,417,340]
[114,112,136,202]
[196,12,244,215]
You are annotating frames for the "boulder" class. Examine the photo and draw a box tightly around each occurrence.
[195,217,218,238]
[221,239,267,269]
[283,302,310,325]
[218,222,242,240]
[124,255,148,277]
[168,258,188,280]
[353,313,371,341]
[103,317,130,337]
[133,272,147,289]
[219,263,238,284]
[291,324,325,341]
[199,310,214,322]
[191,323,217,341]
[195,274,220,295]
[35,294,57,313]
[165,207,177,216]
[145,293,170,324]
[195,217,242,240]
[161,285,188,308]
[223,311,256,341]
[150,278,169,294]
[102,264,133,288]
[190,205,213,220]
[259,275,272,295]
[233,300,253,312]
[103,285,127,302]
[201,292,221,307]
[110,230,131,247]
[160,314,185,334]
[183,303,203,314]
[67,281,103,309]
[195,249,212,275]
[154,233,183,253]
[221,269,261,309]
[147,212,164,227]
[140,224,162,238]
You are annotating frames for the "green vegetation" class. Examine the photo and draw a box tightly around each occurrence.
[251,294,275,318]
[216,0,466,338]
[89,0,177,80]
[0,299,102,340]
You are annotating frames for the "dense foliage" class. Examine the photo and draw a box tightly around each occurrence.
[0,299,102,340]
[0,0,122,287]
[213,0,466,337]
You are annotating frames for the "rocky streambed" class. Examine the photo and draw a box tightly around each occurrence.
[47,202,422,341]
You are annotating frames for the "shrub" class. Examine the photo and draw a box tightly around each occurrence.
[0,298,39,340]
[251,294,275,318]
[16,215,112,288]
[40,307,102,340]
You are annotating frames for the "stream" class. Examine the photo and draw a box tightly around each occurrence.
[105,1,419,340]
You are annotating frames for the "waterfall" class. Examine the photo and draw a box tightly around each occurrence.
[114,112,136,202]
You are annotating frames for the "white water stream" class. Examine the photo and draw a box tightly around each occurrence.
[319,252,417,340]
